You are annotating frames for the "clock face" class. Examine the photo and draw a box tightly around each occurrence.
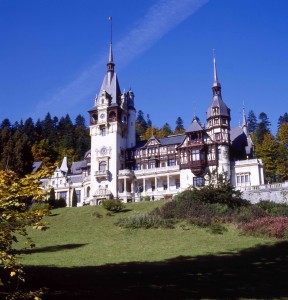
[100,113,106,119]
[100,147,108,156]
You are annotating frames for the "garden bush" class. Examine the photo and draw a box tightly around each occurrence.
[115,214,175,229]
[103,199,124,212]
[29,202,50,212]
[238,216,288,239]
[48,198,67,209]
[256,200,288,217]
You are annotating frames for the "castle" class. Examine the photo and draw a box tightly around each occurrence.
[40,40,265,206]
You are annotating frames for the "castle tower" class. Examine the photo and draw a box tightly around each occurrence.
[206,55,231,177]
[88,22,135,204]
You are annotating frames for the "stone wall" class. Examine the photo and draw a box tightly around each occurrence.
[239,182,288,204]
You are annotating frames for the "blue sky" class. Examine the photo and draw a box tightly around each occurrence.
[1,0,287,135]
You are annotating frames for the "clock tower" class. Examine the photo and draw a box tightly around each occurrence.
[88,37,136,204]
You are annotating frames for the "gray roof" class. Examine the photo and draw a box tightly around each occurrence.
[133,134,185,149]
[186,118,203,132]
[98,72,121,105]
[32,161,42,173]
[230,126,254,157]
[206,95,230,119]
[71,160,87,175]
[69,175,83,184]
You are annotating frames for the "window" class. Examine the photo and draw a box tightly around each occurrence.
[59,191,67,200]
[134,163,140,170]
[193,177,204,187]
[101,127,106,136]
[218,148,221,160]
[215,133,221,141]
[76,190,81,203]
[176,181,180,189]
[192,149,200,161]
[87,186,90,198]
[236,173,250,186]
[161,162,166,167]
[168,159,175,166]
[214,118,219,124]
[99,161,107,172]
[149,161,156,169]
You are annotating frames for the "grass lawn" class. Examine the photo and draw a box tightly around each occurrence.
[16,201,288,299]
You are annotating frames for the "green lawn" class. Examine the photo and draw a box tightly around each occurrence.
[16,201,288,299]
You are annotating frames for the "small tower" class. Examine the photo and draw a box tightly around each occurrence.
[206,55,231,176]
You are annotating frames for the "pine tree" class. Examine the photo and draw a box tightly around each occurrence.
[278,112,288,129]
[276,123,288,181]
[256,132,278,183]
[136,110,148,140]
[255,112,271,144]
[247,110,257,134]
[158,123,173,138]
[175,117,185,134]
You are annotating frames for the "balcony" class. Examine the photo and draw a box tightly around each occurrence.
[134,165,180,176]
[95,170,109,180]
[94,188,112,199]
[118,169,134,178]
[180,160,206,175]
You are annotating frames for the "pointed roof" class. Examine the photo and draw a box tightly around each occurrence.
[60,156,68,174]
[96,25,121,106]
[242,106,248,135]
[206,55,230,119]
[212,56,221,88]
[186,117,203,132]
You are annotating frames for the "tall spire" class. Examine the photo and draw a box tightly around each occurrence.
[107,17,115,73]
[212,50,221,95]
[242,103,248,135]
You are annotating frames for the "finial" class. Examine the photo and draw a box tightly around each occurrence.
[108,16,112,45]
[107,17,115,72]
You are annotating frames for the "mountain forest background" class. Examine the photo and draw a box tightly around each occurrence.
[0,110,287,183]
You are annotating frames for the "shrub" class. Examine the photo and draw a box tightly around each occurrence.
[103,199,124,212]
[238,216,288,239]
[115,214,175,229]
[232,206,267,224]
[207,223,228,235]
[48,198,67,209]
[29,202,50,212]
[92,212,103,218]
[256,200,288,217]
[143,195,151,202]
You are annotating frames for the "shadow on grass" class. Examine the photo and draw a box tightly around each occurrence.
[21,241,288,299]
[16,244,87,254]
[48,213,60,217]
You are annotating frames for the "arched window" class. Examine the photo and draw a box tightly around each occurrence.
[87,186,90,198]
[99,161,107,172]
[109,111,116,121]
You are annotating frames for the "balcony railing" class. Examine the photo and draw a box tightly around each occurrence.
[95,170,109,179]
[118,169,134,177]
[134,165,179,176]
